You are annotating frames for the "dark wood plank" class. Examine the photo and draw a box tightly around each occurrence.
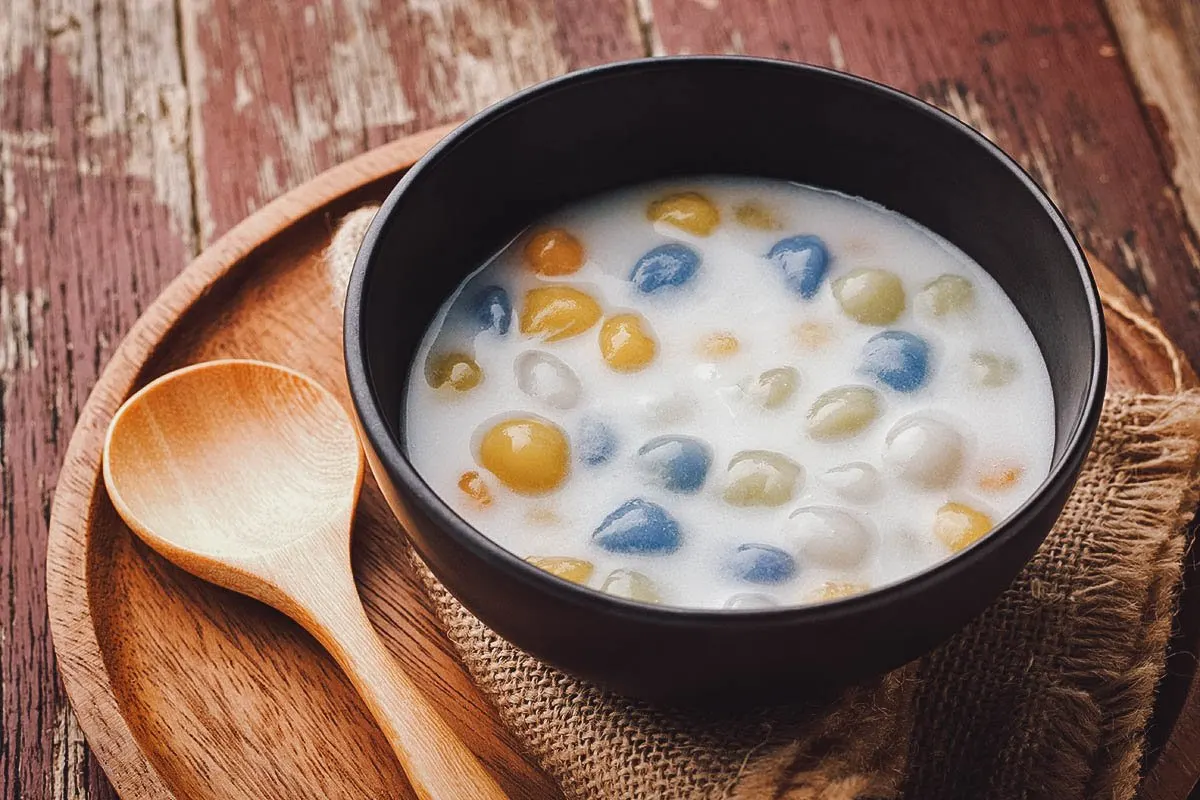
[0,2,197,798]
[1107,15,1200,781]
[645,0,1200,371]
[180,0,643,242]
[1105,0,1200,253]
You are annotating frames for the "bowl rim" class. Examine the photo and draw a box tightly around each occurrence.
[344,54,1107,623]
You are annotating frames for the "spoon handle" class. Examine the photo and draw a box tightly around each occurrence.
[273,547,509,800]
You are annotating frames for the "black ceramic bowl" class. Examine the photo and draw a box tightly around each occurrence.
[345,56,1106,700]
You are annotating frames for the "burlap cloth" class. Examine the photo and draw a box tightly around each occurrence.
[330,208,1200,799]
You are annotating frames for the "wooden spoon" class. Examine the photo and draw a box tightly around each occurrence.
[102,358,507,800]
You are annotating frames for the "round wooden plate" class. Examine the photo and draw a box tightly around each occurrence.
[46,127,1200,800]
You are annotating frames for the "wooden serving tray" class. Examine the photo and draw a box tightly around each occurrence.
[46,127,1200,800]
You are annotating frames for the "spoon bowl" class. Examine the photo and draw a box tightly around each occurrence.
[104,359,361,565]
[103,359,506,800]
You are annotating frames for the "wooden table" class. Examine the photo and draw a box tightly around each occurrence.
[3,1,1199,798]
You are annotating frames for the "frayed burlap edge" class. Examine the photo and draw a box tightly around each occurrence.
[727,670,916,800]
[1057,395,1200,798]
[326,206,377,303]
[1060,394,1197,798]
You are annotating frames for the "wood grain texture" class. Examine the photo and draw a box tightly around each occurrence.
[43,130,1198,800]
[645,0,1200,370]
[1,2,196,798]
[180,0,643,242]
[1105,0,1200,244]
